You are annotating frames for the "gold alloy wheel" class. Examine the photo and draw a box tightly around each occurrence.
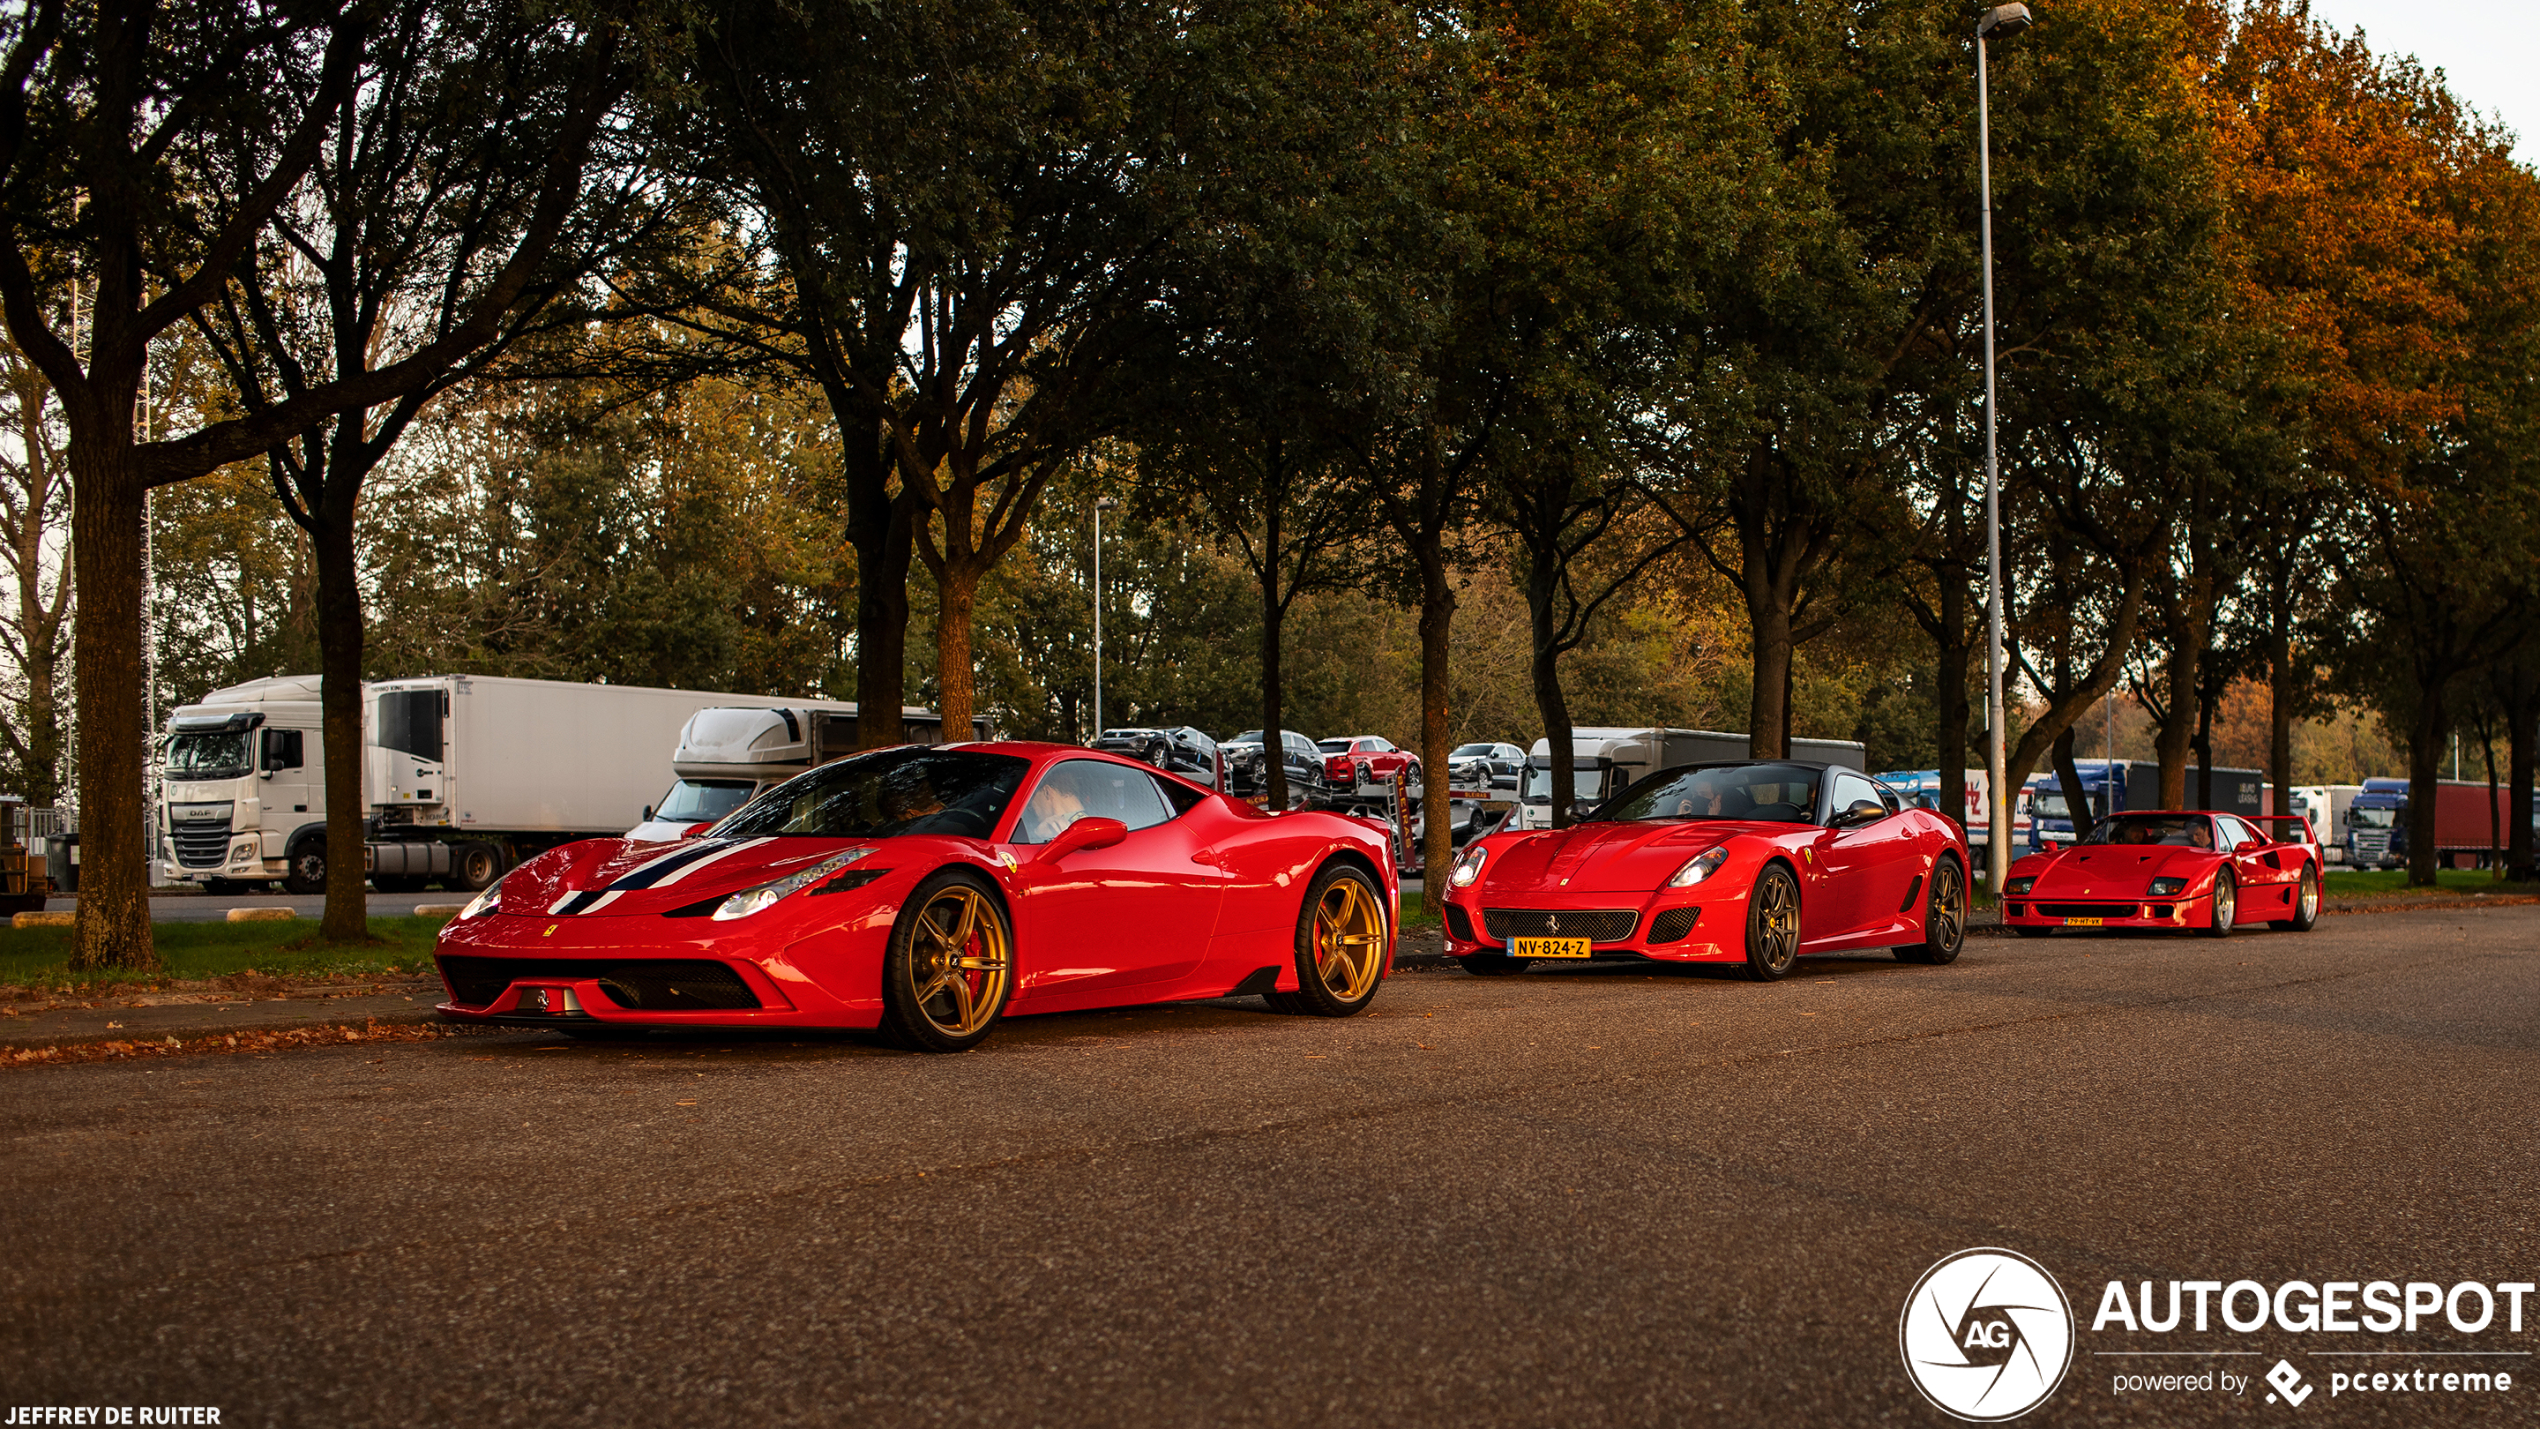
[1752,869,1799,974]
[908,884,1011,1038]
[1311,876,1386,1001]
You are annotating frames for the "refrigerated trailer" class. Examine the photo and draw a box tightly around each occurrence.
[622,702,994,841]
[158,675,944,894]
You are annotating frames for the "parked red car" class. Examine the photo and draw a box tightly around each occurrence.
[434,743,1397,1051]
[2002,810,2319,936]
[1439,760,1969,981]
[1318,735,1421,790]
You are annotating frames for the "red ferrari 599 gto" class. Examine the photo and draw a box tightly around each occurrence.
[1439,761,1970,981]
[434,743,1398,1051]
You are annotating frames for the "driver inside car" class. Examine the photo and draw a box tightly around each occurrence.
[1018,778,1089,843]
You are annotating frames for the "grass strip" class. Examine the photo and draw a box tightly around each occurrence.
[0,916,446,995]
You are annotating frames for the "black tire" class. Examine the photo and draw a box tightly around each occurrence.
[1454,953,1527,976]
[280,839,325,895]
[2011,924,2055,939]
[1284,862,1388,1016]
[1354,761,1372,789]
[1895,858,1966,965]
[1743,863,1801,981]
[2202,868,2238,938]
[2270,864,2320,932]
[449,843,503,893]
[878,869,1015,1052]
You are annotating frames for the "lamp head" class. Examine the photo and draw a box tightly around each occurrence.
[1095,496,1119,511]
[1977,3,2032,39]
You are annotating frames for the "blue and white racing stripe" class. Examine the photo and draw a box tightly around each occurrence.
[546,837,777,915]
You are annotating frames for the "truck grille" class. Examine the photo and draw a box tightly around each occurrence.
[1481,908,1638,944]
[436,955,761,1011]
[171,820,233,869]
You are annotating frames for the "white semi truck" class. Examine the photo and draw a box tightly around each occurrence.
[1511,727,1868,830]
[622,703,992,841]
[158,675,889,894]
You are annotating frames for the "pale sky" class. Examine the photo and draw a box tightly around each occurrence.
[2304,0,2538,163]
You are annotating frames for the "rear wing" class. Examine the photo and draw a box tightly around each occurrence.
[2250,814,2317,845]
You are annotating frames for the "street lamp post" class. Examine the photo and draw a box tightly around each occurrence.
[1093,496,1118,741]
[1977,2,2030,899]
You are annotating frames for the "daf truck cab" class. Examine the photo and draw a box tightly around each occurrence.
[158,675,337,892]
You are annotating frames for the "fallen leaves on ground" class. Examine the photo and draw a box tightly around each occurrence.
[2,1018,498,1069]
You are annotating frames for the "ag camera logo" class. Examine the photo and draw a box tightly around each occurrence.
[1901,1248,2076,1421]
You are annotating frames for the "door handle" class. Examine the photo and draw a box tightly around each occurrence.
[1191,848,1219,866]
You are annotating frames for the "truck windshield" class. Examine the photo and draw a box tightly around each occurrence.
[165,731,252,780]
[1521,763,1611,804]
[655,780,756,824]
[1588,763,1823,824]
[2348,808,2398,828]
[714,746,1029,840]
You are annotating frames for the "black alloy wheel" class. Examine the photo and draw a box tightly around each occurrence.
[1743,864,1801,981]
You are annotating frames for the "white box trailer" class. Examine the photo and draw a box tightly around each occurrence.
[623,702,993,841]
[365,675,894,889]
[1512,728,1866,830]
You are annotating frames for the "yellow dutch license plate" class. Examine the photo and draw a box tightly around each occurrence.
[1512,936,1593,959]
[2063,917,2104,927]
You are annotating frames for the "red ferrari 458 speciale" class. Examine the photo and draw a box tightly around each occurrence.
[434,743,1398,1051]
[1438,760,1970,981]
[2001,810,2320,937]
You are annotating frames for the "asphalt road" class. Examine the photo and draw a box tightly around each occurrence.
[4,906,2535,1427]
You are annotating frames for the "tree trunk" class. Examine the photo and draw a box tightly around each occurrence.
[68,431,156,972]
[2406,691,2445,887]
[1417,558,1455,890]
[1259,536,1287,812]
[2193,674,2215,812]
[2480,728,2499,877]
[2052,724,2091,844]
[2154,627,2197,809]
[1518,543,1577,826]
[314,506,368,943]
[853,491,918,750]
[2503,659,2535,882]
[1746,586,1794,760]
[2267,570,2297,811]
[933,558,982,742]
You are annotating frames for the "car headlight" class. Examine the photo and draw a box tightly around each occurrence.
[2148,876,2188,896]
[459,877,505,920]
[2003,876,2034,895]
[711,848,874,921]
[1667,847,1730,888]
[1448,846,1486,888]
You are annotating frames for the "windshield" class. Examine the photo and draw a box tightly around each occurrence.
[1317,740,1350,753]
[2348,807,2397,828]
[1452,743,1496,758]
[1230,730,1261,744]
[1588,763,1824,824]
[2081,814,2216,848]
[655,779,756,825]
[166,731,252,781]
[714,747,1029,841]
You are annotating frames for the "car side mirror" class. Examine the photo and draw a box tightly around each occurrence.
[2235,838,2265,853]
[1832,799,1884,829]
[642,805,655,822]
[681,821,717,839]
[1038,816,1127,863]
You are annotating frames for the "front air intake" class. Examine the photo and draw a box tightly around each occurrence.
[437,956,760,1010]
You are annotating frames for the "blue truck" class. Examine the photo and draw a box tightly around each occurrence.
[2026,759,2266,852]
